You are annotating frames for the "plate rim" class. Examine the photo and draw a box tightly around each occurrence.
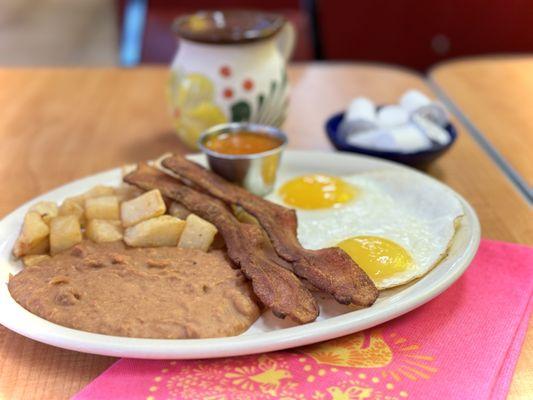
[0,150,481,359]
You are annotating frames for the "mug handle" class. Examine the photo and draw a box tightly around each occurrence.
[277,22,296,61]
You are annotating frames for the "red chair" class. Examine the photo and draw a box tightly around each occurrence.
[315,0,533,70]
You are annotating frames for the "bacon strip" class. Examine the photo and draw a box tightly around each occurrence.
[162,155,378,307]
[124,164,319,324]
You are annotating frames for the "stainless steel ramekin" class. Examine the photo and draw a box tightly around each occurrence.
[198,122,287,196]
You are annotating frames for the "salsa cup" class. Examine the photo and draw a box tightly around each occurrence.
[198,122,287,196]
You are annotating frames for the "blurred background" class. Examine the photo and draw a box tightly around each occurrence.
[1,0,532,70]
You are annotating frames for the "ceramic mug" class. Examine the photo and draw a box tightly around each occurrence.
[168,10,295,149]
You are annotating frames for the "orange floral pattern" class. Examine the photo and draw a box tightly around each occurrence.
[143,329,436,400]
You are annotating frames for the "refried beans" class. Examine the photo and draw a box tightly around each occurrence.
[8,241,261,339]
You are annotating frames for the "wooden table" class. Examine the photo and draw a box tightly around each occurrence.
[430,56,533,196]
[0,65,531,399]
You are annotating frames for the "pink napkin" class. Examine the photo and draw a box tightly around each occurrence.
[73,240,533,400]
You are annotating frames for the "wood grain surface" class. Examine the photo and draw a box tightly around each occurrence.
[0,65,530,399]
[431,56,533,187]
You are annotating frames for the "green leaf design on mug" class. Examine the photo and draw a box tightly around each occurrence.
[281,69,287,89]
[231,101,251,122]
[270,81,277,95]
[257,94,265,111]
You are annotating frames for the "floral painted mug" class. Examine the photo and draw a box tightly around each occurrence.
[169,10,295,149]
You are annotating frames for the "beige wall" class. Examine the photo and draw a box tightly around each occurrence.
[0,0,118,66]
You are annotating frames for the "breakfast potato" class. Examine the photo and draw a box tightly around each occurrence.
[169,201,191,220]
[59,198,86,226]
[63,195,85,209]
[13,212,50,257]
[63,185,116,209]
[29,201,58,224]
[50,215,82,255]
[121,189,166,228]
[178,214,218,252]
[114,183,144,203]
[22,254,51,267]
[124,215,185,247]
[82,185,116,200]
[85,196,120,220]
[86,219,123,243]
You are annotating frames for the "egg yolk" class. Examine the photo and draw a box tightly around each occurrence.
[337,236,413,285]
[278,174,357,209]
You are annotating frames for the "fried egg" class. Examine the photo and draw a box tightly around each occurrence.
[268,170,464,289]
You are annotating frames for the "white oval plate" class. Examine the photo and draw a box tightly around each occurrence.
[0,150,480,359]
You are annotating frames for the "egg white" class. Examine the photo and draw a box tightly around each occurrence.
[267,170,464,289]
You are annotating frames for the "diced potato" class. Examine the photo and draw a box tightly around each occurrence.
[178,214,218,252]
[169,201,191,219]
[50,215,82,255]
[107,219,123,227]
[124,215,185,247]
[86,219,123,243]
[121,189,166,228]
[59,198,86,226]
[114,183,144,202]
[63,194,85,208]
[82,185,115,199]
[13,212,50,257]
[85,196,120,220]
[57,186,117,227]
[62,185,116,209]
[22,254,51,267]
[29,201,58,224]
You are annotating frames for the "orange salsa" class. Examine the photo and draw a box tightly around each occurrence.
[204,131,282,155]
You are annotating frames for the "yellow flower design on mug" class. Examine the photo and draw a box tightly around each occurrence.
[169,72,227,149]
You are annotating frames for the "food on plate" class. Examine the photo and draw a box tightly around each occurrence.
[84,196,120,220]
[197,123,287,197]
[124,215,186,247]
[120,189,166,227]
[124,164,319,323]
[169,201,191,219]
[58,186,116,226]
[63,185,116,210]
[233,205,259,225]
[12,212,50,257]
[85,219,123,243]
[28,201,58,224]
[277,174,358,210]
[8,150,464,339]
[161,155,378,307]
[50,215,83,255]
[8,241,261,339]
[270,170,464,289]
[178,214,218,252]
[12,183,221,258]
[204,131,283,155]
[337,236,414,289]
[79,185,116,200]
[58,198,86,226]
[22,254,51,267]
[114,183,144,202]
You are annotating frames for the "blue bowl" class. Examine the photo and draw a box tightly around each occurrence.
[325,111,457,167]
